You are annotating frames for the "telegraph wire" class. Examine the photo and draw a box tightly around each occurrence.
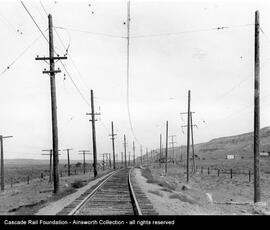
[0,35,42,77]
[39,0,48,16]
[131,23,253,39]
[20,1,48,43]
[55,26,125,39]
[21,1,91,108]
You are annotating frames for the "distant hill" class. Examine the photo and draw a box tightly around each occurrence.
[4,158,87,165]
[165,126,270,160]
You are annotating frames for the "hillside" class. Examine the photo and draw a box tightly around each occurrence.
[4,158,85,165]
[167,126,270,160]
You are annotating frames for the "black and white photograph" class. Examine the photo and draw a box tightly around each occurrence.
[0,0,270,222]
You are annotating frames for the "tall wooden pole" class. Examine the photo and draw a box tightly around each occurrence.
[49,150,52,181]
[48,15,59,193]
[165,121,168,174]
[133,141,135,166]
[190,113,196,173]
[110,121,116,170]
[102,154,105,171]
[0,136,13,191]
[67,149,70,176]
[35,12,67,193]
[140,144,142,165]
[159,134,162,167]
[0,136,4,191]
[63,149,72,176]
[91,90,98,177]
[79,150,91,174]
[187,90,191,183]
[254,10,261,203]
[83,151,86,174]
[124,135,127,168]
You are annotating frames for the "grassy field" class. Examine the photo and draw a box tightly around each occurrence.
[146,161,270,214]
[3,163,100,186]
[0,163,112,215]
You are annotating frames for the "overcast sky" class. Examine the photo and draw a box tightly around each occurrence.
[0,0,270,161]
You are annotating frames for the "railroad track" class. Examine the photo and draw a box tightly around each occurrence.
[57,167,158,215]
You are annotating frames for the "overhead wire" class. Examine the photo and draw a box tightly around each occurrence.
[55,26,125,39]
[130,23,254,39]
[20,1,48,43]
[21,1,91,108]
[0,34,42,77]
[53,26,111,133]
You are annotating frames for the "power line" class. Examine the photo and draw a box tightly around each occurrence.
[54,27,91,95]
[59,60,91,107]
[39,0,48,16]
[55,26,125,39]
[125,1,142,147]
[0,35,42,77]
[55,23,111,134]
[21,1,91,108]
[260,26,270,45]
[21,1,48,43]
[131,23,253,39]
[54,26,111,134]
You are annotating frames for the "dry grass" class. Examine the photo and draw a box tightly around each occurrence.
[161,187,173,193]
[71,180,87,189]
[141,167,176,191]
[148,190,163,197]
[169,193,198,205]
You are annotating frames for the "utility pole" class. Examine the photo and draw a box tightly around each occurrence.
[101,154,105,171]
[169,135,176,164]
[181,114,197,173]
[186,90,191,183]
[159,134,162,167]
[116,153,118,168]
[104,153,111,169]
[254,10,260,203]
[121,152,124,167]
[165,121,168,174]
[190,113,196,173]
[0,135,13,191]
[78,150,91,174]
[109,153,112,169]
[132,141,135,166]
[41,149,53,182]
[35,14,67,194]
[124,135,127,168]
[140,144,143,165]
[86,90,101,178]
[41,149,61,182]
[63,149,73,176]
[181,104,197,181]
[128,151,131,166]
[109,121,117,170]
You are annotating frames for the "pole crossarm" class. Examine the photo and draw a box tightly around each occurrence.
[86,112,101,116]
[2,136,13,139]
[181,125,198,128]
[35,56,67,61]
[42,69,61,74]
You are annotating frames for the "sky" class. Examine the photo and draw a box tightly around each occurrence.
[0,0,270,161]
